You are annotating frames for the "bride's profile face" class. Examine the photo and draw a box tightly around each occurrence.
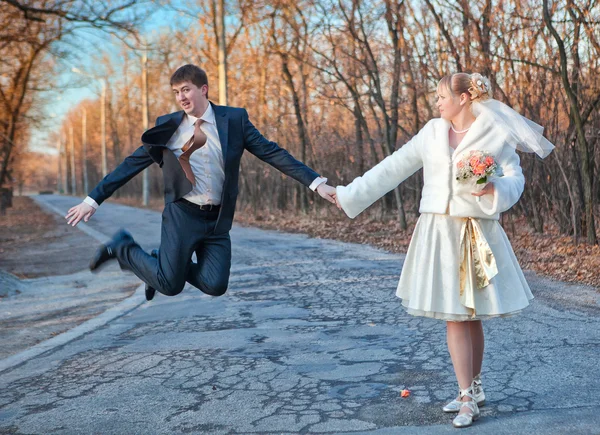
[436,85,462,121]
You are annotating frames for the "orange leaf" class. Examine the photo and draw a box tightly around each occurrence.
[401,389,410,398]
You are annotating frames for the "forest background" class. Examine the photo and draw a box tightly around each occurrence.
[2,0,599,286]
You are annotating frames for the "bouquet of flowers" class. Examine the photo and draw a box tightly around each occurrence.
[456,150,501,186]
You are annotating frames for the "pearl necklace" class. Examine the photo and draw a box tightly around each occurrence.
[451,124,470,134]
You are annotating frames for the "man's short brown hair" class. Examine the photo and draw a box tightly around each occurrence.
[170,64,209,97]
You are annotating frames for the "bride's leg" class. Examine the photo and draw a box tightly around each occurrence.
[469,320,484,377]
[447,321,474,415]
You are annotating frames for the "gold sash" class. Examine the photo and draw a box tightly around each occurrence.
[459,218,498,316]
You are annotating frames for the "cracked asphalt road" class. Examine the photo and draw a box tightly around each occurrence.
[0,195,598,434]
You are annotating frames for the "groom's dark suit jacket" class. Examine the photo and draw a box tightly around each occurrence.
[89,102,320,234]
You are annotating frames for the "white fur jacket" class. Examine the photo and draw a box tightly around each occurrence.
[336,112,525,221]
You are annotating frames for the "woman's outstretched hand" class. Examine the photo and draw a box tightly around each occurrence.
[333,194,342,210]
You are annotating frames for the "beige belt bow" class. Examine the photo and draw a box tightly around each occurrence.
[459,218,498,316]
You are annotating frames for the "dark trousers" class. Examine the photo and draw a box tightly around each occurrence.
[115,199,231,296]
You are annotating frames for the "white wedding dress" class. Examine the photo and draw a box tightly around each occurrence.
[396,146,533,321]
[397,213,533,321]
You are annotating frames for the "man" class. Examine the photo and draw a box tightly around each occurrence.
[66,64,337,301]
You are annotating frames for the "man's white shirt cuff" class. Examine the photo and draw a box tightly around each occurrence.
[84,196,99,209]
[309,177,328,191]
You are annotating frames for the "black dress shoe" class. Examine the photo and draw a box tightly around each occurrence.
[89,229,133,272]
[145,249,159,301]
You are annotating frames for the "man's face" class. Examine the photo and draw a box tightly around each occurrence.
[172,81,207,115]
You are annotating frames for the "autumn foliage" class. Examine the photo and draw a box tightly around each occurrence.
[4,1,600,253]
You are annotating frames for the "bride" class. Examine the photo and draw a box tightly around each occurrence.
[328,73,554,428]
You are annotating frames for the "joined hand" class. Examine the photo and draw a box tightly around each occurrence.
[316,183,342,210]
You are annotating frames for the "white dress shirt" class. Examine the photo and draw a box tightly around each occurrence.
[167,104,224,205]
[84,104,326,209]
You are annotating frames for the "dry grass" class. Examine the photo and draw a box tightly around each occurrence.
[235,207,600,289]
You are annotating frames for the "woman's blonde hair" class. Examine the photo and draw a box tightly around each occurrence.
[438,73,492,102]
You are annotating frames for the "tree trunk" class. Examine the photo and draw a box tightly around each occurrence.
[217,0,228,105]
[280,55,309,213]
[543,0,596,244]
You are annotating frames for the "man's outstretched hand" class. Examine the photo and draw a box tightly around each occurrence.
[65,202,95,227]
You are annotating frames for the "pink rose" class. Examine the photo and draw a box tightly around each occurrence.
[484,156,494,167]
[473,164,487,176]
[469,156,481,169]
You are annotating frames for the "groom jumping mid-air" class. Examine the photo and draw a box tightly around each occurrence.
[66,64,337,301]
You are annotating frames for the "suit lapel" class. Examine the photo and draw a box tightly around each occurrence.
[212,103,229,161]
[170,110,185,127]
[141,111,185,146]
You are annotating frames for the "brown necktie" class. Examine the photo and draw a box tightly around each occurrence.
[179,119,207,185]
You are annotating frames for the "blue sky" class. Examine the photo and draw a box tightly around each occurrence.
[34,3,192,155]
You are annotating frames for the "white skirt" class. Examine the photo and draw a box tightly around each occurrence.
[397,213,533,321]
